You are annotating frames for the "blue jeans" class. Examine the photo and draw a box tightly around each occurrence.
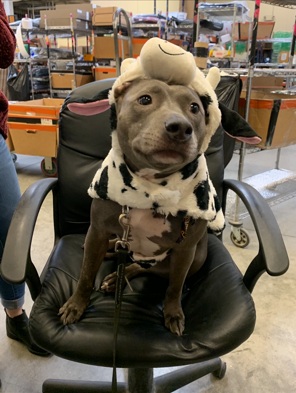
[0,135,25,309]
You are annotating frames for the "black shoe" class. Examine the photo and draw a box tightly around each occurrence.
[6,310,51,357]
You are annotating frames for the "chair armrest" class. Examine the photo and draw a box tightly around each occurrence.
[223,179,289,292]
[1,178,58,300]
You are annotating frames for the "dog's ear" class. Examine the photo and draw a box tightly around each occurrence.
[114,82,132,101]
[219,102,262,144]
[68,99,110,116]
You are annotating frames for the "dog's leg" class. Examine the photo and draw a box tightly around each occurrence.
[163,247,196,336]
[59,225,110,325]
[101,263,144,293]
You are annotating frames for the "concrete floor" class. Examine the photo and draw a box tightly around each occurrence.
[0,146,296,393]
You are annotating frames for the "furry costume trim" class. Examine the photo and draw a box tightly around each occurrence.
[88,132,225,236]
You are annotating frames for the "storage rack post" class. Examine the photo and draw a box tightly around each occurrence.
[181,0,185,13]
[44,15,53,98]
[26,27,35,100]
[287,16,296,88]
[230,0,262,244]
[113,8,133,76]
[165,0,169,41]
[193,0,200,45]
[230,3,238,67]
[70,13,77,89]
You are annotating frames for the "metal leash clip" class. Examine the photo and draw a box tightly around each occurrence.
[115,206,131,253]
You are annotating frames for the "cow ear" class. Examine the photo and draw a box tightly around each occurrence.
[219,102,262,144]
[67,99,110,116]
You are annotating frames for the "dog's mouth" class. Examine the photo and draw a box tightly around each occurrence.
[150,150,184,165]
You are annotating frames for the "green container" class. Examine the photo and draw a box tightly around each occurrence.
[235,42,246,55]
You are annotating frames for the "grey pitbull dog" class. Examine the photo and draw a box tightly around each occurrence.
[59,79,212,336]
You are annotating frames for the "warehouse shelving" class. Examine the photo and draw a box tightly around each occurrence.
[225,0,296,247]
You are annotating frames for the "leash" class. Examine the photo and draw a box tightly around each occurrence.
[112,206,131,393]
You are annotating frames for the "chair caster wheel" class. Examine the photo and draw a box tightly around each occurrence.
[212,361,226,379]
[11,153,17,163]
[41,158,57,177]
[230,228,250,248]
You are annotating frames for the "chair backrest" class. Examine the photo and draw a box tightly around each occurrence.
[57,77,238,237]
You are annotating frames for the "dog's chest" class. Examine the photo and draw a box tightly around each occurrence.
[123,209,171,259]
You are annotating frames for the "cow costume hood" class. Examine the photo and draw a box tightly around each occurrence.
[88,131,225,236]
[108,38,222,154]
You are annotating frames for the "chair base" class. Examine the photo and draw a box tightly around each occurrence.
[42,358,226,393]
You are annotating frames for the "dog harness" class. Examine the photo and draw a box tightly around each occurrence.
[88,132,225,267]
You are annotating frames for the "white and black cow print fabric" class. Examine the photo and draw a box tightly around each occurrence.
[88,132,225,236]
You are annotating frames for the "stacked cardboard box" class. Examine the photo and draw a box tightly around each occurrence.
[95,67,117,81]
[8,99,64,157]
[94,37,186,60]
[40,3,93,29]
[92,7,129,27]
[94,36,129,59]
[239,90,296,149]
[51,72,94,89]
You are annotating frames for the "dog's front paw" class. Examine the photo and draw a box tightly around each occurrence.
[58,295,89,325]
[163,301,185,336]
[101,271,117,293]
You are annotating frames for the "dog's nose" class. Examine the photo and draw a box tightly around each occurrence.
[165,118,193,140]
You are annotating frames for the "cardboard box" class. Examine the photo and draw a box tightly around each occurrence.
[56,4,93,21]
[232,23,240,41]
[8,123,58,157]
[241,76,284,90]
[132,38,149,57]
[124,38,186,59]
[240,22,275,40]
[194,42,208,69]
[40,4,93,27]
[93,7,116,26]
[8,98,64,157]
[239,91,296,149]
[76,46,91,55]
[181,0,194,19]
[76,9,91,21]
[92,7,128,27]
[94,36,128,59]
[56,3,93,13]
[95,67,116,81]
[7,15,15,23]
[51,72,93,89]
[40,4,93,20]
[8,98,64,121]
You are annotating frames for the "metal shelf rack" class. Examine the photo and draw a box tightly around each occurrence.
[13,8,133,96]
[228,0,296,247]
[195,3,252,67]
[260,0,296,7]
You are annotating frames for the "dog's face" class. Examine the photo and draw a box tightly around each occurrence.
[114,79,208,177]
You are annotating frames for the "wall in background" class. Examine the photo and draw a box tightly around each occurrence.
[91,0,180,15]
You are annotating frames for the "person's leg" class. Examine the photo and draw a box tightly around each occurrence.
[0,135,50,357]
[0,135,24,314]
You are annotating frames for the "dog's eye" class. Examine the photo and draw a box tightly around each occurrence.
[190,103,199,114]
[138,95,152,105]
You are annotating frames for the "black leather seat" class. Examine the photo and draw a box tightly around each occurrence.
[30,234,255,368]
[1,79,289,393]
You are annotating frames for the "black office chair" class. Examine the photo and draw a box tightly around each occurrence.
[1,79,289,393]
